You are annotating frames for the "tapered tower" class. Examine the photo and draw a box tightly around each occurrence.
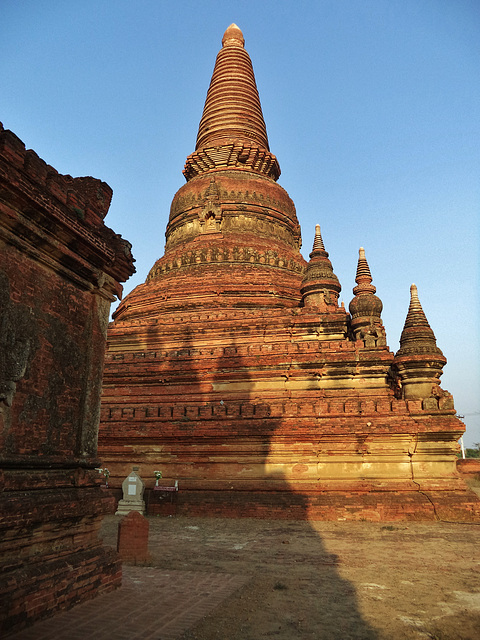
[349,247,385,346]
[393,284,447,399]
[114,24,303,321]
[98,26,478,522]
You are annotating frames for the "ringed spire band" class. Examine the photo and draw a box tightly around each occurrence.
[184,24,280,181]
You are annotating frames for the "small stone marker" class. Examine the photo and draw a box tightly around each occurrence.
[115,467,145,516]
[117,510,150,564]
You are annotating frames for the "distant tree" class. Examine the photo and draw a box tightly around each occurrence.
[465,443,480,459]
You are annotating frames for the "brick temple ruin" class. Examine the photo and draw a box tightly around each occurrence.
[0,124,135,634]
[98,24,479,521]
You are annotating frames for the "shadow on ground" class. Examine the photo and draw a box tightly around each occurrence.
[100,515,480,640]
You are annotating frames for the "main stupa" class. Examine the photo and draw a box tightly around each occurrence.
[98,25,479,520]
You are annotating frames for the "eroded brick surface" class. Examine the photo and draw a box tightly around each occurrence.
[0,123,135,635]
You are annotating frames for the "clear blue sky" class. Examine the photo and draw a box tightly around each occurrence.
[2,1,479,445]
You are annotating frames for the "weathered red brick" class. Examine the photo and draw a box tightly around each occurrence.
[0,124,134,635]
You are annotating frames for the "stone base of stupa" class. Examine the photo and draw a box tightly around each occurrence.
[167,487,480,522]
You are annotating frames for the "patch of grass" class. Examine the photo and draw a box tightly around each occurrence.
[273,581,288,591]
[381,525,399,531]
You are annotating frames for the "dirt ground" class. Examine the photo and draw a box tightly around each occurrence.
[100,484,480,640]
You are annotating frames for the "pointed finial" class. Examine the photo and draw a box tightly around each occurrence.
[397,283,443,352]
[312,224,326,252]
[408,283,423,313]
[404,283,431,328]
[356,247,372,282]
[222,24,245,48]
[353,246,376,295]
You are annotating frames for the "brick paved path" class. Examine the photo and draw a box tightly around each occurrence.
[9,567,249,640]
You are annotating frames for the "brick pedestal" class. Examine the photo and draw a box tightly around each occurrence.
[117,511,150,564]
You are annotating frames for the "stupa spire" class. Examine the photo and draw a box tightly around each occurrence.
[183,25,280,181]
[393,284,446,399]
[301,224,341,309]
[221,23,245,48]
[397,284,442,351]
[349,247,385,346]
[311,224,326,252]
[353,247,376,295]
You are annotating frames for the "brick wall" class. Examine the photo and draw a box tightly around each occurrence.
[0,124,134,635]
[98,305,479,522]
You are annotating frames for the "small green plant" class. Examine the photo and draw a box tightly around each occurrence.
[273,581,288,591]
[95,467,110,487]
[154,470,162,486]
